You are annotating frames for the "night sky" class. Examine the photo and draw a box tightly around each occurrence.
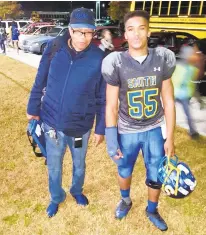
[19,1,109,13]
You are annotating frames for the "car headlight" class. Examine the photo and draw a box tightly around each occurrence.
[32,42,40,46]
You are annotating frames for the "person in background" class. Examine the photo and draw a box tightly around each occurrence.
[0,19,6,54]
[99,29,114,56]
[172,45,199,138]
[0,27,6,54]
[11,21,20,54]
[191,40,206,108]
[0,18,3,28]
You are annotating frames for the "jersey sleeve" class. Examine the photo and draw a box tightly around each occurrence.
[101,52,120,86]
[163,49,176,80]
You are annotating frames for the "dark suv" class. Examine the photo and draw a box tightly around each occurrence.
[148,31,198,55]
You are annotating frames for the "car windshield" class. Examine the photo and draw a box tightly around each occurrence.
[47,27,62,36]
[25,26,39,34]
[20,22,31,31]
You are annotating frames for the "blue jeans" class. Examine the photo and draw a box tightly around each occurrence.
[43,122,91,204]
[114,127,165,185]
[0,39,5,53]
[176,98,196,135]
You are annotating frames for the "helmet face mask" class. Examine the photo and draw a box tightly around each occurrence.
[158,155,197,199]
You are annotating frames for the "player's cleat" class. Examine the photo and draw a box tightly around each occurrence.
[115,199,132,219]
[46,202,59,218]
[71,193,89,206]
[146,207,168,231]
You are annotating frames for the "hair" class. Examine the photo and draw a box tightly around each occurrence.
[12,21,17,27]
[124,10,150,26]
[101,29,111,38]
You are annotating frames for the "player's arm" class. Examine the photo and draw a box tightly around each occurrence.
[105,84,123,159]
[161,78,176,157]
[161,48,176,157]
[106,84,119,127]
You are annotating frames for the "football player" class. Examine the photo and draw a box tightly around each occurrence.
[102,10,176,231]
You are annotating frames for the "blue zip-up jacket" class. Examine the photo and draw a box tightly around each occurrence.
[27,33,106,137]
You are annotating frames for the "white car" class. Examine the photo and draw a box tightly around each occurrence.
[19,25,54,50]
[0,20,31,34]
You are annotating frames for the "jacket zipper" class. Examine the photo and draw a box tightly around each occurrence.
[57,57,73,129]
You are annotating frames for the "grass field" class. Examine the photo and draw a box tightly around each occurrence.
[0,56,206,235]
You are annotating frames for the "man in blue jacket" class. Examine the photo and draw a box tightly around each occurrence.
[27,8,106,217]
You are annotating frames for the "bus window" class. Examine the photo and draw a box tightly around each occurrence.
[190,1,201,15]
[135,1,143,10]
[203,1,206,16]
[161,1,169,15]
[145,1,151,14]
[170,1,178,15]
[152,1,160,16]
[180,1,189,15]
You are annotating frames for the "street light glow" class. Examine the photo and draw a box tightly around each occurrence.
[96,1,101,20]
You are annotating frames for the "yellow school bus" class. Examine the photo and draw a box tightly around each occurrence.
[130,1,206,39]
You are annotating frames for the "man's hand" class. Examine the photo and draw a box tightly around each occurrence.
[164,138,175,158]
[26,113,40,121]
[112,149,123,160]
[94,134,104,147]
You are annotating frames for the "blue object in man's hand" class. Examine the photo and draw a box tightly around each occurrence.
[27,119,47,158]
[105,126,119,157]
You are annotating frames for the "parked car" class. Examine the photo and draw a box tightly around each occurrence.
[19,25,55,50]
[92,26,125,50]
[152,31,198,55]
[23,26,68,54]
[20,22,54,34]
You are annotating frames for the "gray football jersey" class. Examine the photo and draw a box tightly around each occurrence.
[102,47,176,130]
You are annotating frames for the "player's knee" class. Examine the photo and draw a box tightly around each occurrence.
[118,166,133,178]
[146,179,162,189]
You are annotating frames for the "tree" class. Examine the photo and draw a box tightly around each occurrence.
[107,1,130,24]
[31,11,41,22]
[0,1,23,19]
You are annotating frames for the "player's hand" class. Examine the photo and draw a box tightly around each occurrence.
[164,138,175,158]
[26,113,40,121]
[94,134,104,147]
[113,149,124,160]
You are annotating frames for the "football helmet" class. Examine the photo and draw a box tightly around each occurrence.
[158,155,196,199]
